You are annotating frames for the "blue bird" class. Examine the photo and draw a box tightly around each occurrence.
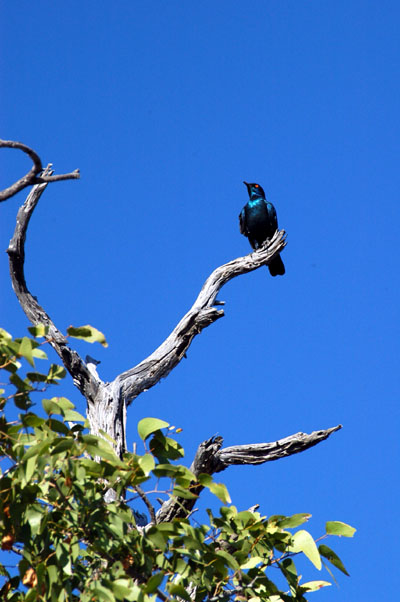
[239,181,285,277]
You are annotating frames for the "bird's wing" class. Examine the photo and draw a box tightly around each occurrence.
[239,208,246,234]
[266,202,278,229]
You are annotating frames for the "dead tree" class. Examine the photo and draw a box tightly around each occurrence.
[2,140,341,524]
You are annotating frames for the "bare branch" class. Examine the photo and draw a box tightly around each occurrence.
[36,170,80,183]
[116,229,287,406]
[6,168,99,404]
[0,139,79,202]
[5,164,128,459]
[156,424,341,523]
[1,139,42,170]
[134,485,156,525]
[216,424,343,469]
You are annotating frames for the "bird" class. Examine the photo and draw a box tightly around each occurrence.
[239,181,285,277]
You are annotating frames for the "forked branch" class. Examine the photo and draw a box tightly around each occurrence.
[0,139,79,202]
[7,162,286,414]
[6,159,287,465]
[5,149,342,536]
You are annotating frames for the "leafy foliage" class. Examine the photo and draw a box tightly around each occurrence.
[0,329,354,601]
[66,325,108,348]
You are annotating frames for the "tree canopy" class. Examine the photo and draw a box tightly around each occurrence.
[0,142,354,600]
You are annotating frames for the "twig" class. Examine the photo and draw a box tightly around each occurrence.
[133,485,156,525]
[0,139,79,202]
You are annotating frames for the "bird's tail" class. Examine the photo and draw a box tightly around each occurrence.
[268,254,285,277]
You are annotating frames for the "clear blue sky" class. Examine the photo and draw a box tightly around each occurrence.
[1,1,399,599]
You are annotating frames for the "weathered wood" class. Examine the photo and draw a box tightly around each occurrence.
[0,139,79,202]
[4,146,342,528]
[117,228,287,406]
[7,170,99,404]
[156,425,342,523]
[6,170,127,459]
[216,424,342,468]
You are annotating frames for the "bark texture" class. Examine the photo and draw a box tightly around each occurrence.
[7,167,288,460]
[3,143,342,528]
[156,426,342,522]
[0,139,79,202]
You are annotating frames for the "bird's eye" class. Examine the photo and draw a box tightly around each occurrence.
[254,184,259,188]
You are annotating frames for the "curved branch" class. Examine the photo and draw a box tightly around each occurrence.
[0,139,79,202]
[6,168,99,403]
[156,424,341,522]
[116,229,287,405]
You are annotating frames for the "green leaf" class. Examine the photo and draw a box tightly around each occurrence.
[207,481,231,504]
[301,580,331,592]
[22,439,53,461]
[278,513,311,528]
[91,583,116,601]
[31,347,47,360]
[173,485,198,499]
[18,337,35,366]
[42,398,62,416]
[240,556,263,569]
[55,397,74,410]
[197,473,213,486]
[153,464,183,478]
[198,473,231,503]
[290,530,321,570]
[319,544,350,576]
[138,453,155,475]
[10,373,33,392]
[279,557,298,590]
[167,583,192,601]
[67,324,108,347]
[50,438,75,455]
[22,414,45,428]
[145,572,164,593]
[46,564,58,587]
[0,327,12,341]
[26,371,48,383]
[47,418,70,435]
[24,455,36,483]
[63,409,85,422]
[112,579,137,600]
[146,527,167,549]
[236,510,258,526]
[25,589,38,602]
[82,436,122,464]
[138,417,169,440]
[215,549,239,570]
[174,466,196,487]
[83,443,118,463]
[26,507,43,535]
[47,364,66,381]
[28,324,49,338]
[326,521,356,537]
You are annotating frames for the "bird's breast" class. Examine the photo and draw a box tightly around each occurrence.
[244,199,277,240]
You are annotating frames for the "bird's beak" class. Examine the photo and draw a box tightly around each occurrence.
[243,181,249,187]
